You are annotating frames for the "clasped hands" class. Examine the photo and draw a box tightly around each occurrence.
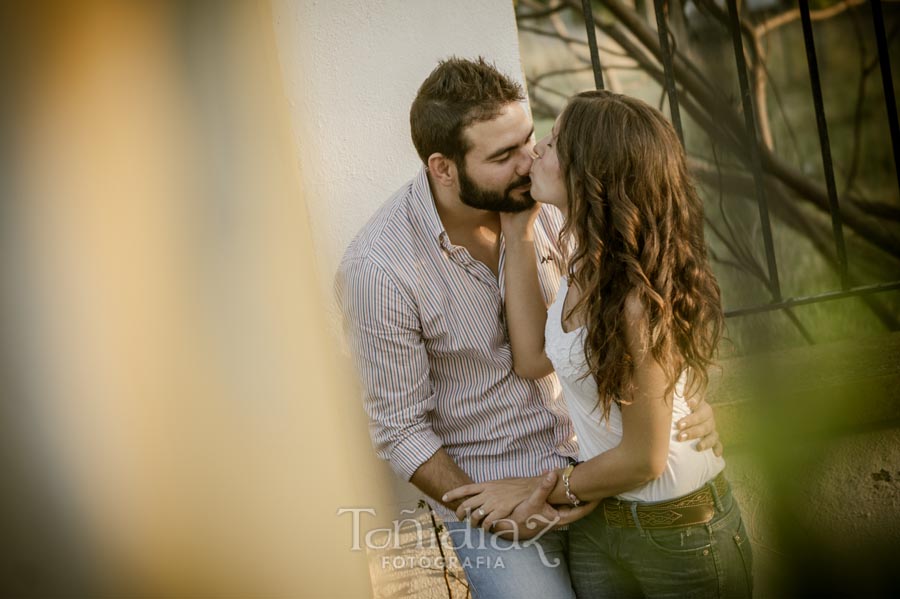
[442,471,594,540]
[440,393,722,540]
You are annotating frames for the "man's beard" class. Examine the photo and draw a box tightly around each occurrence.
[458,162,536,213]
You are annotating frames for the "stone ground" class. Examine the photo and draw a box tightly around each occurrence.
[367,511,470,599]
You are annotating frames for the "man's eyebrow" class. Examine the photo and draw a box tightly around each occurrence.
[485,126,535,160]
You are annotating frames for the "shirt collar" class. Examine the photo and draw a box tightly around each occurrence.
[409,166,450,246]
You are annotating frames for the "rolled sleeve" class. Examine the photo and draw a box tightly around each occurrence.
[335,257,442,480]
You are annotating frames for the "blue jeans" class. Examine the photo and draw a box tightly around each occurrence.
[568,481,753,598]
[444,521,576,599]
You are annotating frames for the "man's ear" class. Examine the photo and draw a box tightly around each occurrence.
[427,153,458,187]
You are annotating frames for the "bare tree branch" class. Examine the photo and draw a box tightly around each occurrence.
[517,1,569,21]
[515,0,900,331]
[690,158,900,329]
[693,0,773,149]
[755,0,869,38]
[565,0,900,257]
[517,24,628,57]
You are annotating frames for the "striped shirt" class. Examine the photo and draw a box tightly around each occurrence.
[336,167,578,521]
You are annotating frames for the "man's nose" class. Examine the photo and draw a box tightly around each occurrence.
[517,146,535,175]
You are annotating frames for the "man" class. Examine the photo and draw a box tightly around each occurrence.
[336,57,721,598]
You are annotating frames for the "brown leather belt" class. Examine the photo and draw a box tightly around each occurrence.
[601,471,728,529]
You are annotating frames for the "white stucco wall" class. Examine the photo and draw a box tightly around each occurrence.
[270,0,526,311]
[268,8,529,592]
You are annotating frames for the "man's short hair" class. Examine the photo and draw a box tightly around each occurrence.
[409,56,525,165]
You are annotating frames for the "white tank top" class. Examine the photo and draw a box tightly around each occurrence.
[545,276,725,502]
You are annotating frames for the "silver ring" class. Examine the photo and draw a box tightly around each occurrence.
[477,508,485,517]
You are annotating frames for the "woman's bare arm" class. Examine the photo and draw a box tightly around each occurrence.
[500,207,555,379]
[545,295,673,502]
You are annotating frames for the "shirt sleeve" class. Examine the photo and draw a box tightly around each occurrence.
[335,257,442,480]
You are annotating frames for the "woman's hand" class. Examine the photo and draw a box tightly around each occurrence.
[499,202,541,241]
[444,475,546,529]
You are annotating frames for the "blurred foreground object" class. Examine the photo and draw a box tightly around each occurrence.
[1,2,385,596]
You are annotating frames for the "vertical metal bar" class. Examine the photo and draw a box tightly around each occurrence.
[799,0,849,289]
[581,0,605,89]
[725,0,781,301]
[870,0,900,197]
[653,0,685,145]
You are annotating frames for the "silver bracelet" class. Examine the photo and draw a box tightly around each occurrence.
[562,464,581,507]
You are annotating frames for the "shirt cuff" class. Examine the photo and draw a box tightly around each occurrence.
[389,428,444,481]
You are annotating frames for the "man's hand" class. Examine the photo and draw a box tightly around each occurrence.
[676,394,723,456]
[446,472,594,540]
[448,476,541,526]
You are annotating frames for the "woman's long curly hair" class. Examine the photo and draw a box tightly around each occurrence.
[556,90,724,420]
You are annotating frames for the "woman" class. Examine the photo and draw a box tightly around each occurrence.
[444,90,753,598]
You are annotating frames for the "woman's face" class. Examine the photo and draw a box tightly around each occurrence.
[529,116,568,212]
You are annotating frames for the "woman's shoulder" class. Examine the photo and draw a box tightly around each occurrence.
[621,291,651,358]
[622,291,646,322]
